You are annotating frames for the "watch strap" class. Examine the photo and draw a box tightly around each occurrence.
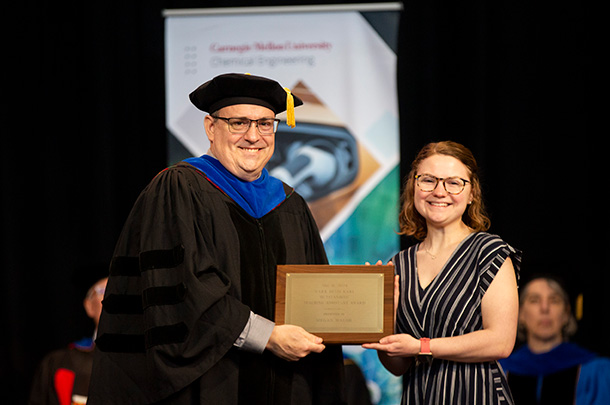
[416,337,432,366]
[419,337,431,355]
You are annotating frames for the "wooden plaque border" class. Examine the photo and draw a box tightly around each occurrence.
[275,264,394,344]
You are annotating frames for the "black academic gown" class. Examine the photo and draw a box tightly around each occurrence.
[88,162,345,404]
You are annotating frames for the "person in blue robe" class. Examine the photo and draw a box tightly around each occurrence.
[499,275,610,404]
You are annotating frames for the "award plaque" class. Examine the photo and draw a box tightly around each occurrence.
[275,265,394,344]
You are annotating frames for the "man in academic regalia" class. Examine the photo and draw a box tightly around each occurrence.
[87,73,346,404]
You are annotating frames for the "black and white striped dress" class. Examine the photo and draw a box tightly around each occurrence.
[393,232,521,405]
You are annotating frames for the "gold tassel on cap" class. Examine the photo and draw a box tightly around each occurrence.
[284,87,296,128]
[575,293,583,321]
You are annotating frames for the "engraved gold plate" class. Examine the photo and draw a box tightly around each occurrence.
[276,265,394,344]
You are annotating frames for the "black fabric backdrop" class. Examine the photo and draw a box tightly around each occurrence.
[3,1,599,403]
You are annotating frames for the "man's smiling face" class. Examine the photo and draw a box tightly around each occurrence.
[205,104,276,182]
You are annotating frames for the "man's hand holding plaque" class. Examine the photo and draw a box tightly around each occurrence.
[266,324,326,361]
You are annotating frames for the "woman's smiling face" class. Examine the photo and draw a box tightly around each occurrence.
[413,154,473,229]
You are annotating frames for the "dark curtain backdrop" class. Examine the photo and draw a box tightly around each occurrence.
[2,1,597,403]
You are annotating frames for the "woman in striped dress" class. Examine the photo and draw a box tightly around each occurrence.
[364,141,521,404]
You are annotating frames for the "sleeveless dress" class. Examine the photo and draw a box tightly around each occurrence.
[393,232,521,405]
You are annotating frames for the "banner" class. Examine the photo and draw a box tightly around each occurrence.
[164,5,402,403]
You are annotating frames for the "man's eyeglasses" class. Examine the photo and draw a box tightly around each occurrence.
[213,116,280,135]
[415,174,470,195]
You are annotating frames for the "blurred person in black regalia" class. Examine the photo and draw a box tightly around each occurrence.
[87,73,346,404]
[28,268,108,405]
[499,275,610,404]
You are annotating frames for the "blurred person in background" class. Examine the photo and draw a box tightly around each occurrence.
[28,276,107,405]
[499,275,610,404]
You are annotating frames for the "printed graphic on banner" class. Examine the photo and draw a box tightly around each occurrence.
[268,82,381,238]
